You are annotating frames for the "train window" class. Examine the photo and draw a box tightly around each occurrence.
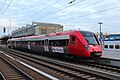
[31,42,35,45]
[80,31,98,45]
[49,40,54,46]
[17,41,21,46]
[55,41,60,46]
[34,41,44,45]
[49,39,69,46]
[110,38,114,40]
[60,40,69,46]
[104,45,108,48]
[109,45,114,49]
[115,37,120,40]
[72,36,75,44]
[35,41,41,45]
[115,45,119,49]
[42,41,44,45]
[7,41,9,43]
[23,41,25,45]
[22,41,27,45]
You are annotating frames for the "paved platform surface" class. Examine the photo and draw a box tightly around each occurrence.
[102,50,120,60]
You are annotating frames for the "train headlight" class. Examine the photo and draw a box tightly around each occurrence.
[84,45,90,50]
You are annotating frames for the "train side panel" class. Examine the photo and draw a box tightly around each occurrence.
[8,30,102,58]
[69,31,90,57]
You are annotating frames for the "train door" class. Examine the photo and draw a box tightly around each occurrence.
[28,41,31,49]
[69,35,76,54]
[44,38,49,52]
[14,41,17,48]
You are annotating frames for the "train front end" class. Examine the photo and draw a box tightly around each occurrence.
[80,31,102,58]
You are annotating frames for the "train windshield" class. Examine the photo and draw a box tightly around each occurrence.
[80,31,99,45]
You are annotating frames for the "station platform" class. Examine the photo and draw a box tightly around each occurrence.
[102,50,120,60]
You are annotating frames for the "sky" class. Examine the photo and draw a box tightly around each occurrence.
[0,0,120,37]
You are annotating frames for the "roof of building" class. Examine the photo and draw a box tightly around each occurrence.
[32,22,63,27]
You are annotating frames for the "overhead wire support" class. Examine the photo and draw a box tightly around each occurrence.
[0,0,7,13]
[0,0,13,17]
[34,0,85,21]
[69,0,76,4]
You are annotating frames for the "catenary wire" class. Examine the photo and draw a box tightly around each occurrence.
[51,0,105,22]
[58,0,105,18]
[28,0,60,18]
[0,0,13,17]
[0,0,7,13]
[19,0,81,24]
[33,0,85,21]
[58,5,120,23]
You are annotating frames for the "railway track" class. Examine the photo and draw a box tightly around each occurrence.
[0,52,60,80]
[0,56,33,80]
[0,72,5,80]
[0,49,105,80]
[0,47,120,80]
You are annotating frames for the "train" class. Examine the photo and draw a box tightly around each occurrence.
[7,30,102,58]
[103,34,120,50]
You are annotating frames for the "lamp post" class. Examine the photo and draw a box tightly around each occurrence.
[98,22,103,49]
[9,19,11,38]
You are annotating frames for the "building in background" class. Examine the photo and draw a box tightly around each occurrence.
[32,22,63,35]
[11,22,63,38]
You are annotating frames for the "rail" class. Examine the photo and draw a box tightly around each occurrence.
[1,46,120,79]
[0,72,5,80]
[0,56,33,80]
[2,48,120,80]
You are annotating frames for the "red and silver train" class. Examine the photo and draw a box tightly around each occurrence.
[8,30,102,58]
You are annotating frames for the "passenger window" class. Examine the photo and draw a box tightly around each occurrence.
[109,45,114,49]
[72,36,75,44]
[65,40,69,46]
[49,39,69,46]
[49,40,54,46]
[115,45,119,49]
[115,37,120,40]
[104,45,108,48]
[41,41,43,45]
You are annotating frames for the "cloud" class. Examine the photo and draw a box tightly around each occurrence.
[89,14,102,19]
[0,0,120,37]
[0,18,20,28]
[0,18,11,27]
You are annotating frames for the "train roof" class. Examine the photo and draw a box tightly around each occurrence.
[80,30,93,34]
[109,34,120,36]
[8,30,94,40]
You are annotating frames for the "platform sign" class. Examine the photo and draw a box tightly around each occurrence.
[52,47,64,53]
